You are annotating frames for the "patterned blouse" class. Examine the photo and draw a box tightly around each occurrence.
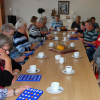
[0,89,8,99]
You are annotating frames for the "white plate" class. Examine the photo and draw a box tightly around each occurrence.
[46,86,64,94]
[26,69,40,74]
[36,55,47,59]
[62,70,76,74]
[72,55,81,59]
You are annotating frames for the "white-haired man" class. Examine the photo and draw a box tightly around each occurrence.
[13,20,36,53]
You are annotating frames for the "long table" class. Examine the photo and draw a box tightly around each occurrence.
[6,31,100,100]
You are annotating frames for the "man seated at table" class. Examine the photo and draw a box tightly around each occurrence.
[71,21,85,38]
[71,16,81,30]
[29,17,52,44]
[78,20,99,44]
[50,14,63,30]
[0,34,22,88]
[90,17,99,28]
[1,23,28,65]
[13,20,36,53]
[78,20,99,62]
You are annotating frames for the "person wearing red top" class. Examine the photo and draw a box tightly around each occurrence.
[94,34,100,48]
[0,34,22,88]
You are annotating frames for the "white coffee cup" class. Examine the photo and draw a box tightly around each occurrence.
[63,37,67,41]
[65,66,72,73]
[74,52,79,58]
[70,43,75,47]
[38,52,44,58]
[67,34,71,38]
[59,57,66,64]
[63,32,66,36]
[71,31,75,34]
[57,27,60,31]
[51,82,60,92]
[54,37,58,40]
[75,28,78,30]
[49,42,54,47]
[54,32,57,35]
[30,65,37,72]
[55,55,61,60]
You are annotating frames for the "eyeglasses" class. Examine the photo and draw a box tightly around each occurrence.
[1,48,10,52]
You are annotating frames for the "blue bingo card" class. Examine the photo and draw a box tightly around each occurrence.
[16,88,43,100]
[17,75,42,81]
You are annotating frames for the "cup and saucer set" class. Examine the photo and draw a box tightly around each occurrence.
[62,37,67,42]
[62,66,76,75]
[69,43,76,48]
[46,82,64,94]
[53,36,59,41]
[48,42,54,48]
[72,52,82,59]
[26,65,40,74]
[36,52,47,59]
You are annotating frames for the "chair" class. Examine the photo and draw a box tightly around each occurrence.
[91,60,98,79]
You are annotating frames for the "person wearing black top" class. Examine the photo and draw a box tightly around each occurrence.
[71,16,81,30]
[0,34,22,88]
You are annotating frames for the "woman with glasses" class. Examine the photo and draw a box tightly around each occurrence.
[0,34,22,88]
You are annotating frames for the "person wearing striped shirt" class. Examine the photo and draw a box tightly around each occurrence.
[50,14,63,30]
[79,20,99,44]
[13,20,36,52]
[29,18,53,44]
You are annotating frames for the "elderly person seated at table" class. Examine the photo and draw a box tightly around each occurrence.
[29,16,38,31]
[71,16,81,30]
[79,20,99,44]
[13,20,36,53]
[0,34,22,88]
[79,20,99,62]
[71,21,85,38]
[1,23,28,65]
[50,14,63,30]
[29,17,52,44]
[40,16,48,32]
[90,17,99,28]
[0,85,30,100]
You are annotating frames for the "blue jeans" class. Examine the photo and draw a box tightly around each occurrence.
[86,47,96,62]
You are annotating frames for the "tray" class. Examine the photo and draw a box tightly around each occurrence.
[53,46,75,53]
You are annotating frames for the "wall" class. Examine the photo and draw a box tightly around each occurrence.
[4,0,100,28]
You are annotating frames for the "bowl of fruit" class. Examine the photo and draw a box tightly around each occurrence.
[53,44,75,53]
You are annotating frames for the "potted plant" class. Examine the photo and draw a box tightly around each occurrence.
[37,8,45,17]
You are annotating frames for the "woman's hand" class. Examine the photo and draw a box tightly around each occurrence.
[0,52,10,61]
[15,85,31,95]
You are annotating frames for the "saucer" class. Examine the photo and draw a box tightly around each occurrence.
[62,70,75,74]
[48,45,54,48]
[46,86,64,94]
[70,45,76,47]
[36,55,47,59]
[62,40,67,42]
[26,69,40,74]
[53,39,59,41]
[53,33,58,35]
[72,55,81,59]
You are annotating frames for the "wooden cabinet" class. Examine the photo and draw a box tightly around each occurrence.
[0,0,5,32]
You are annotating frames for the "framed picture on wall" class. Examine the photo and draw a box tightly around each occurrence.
[58,1,69,14]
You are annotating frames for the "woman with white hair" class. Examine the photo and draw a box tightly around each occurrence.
[29,17,52,43]
[13,20,35,52]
